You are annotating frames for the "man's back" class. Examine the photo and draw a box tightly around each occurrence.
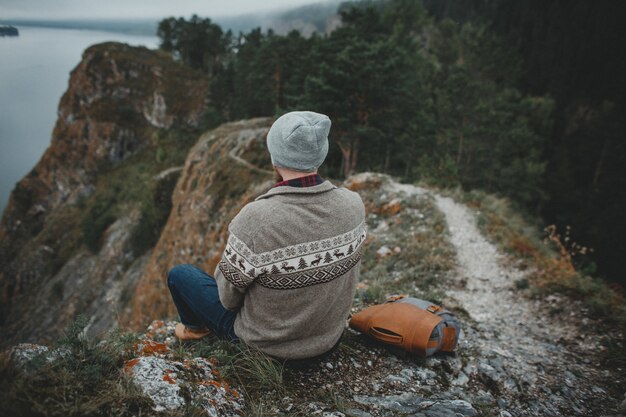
[215,179,366,359]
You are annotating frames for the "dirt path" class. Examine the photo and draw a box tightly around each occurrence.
[228,129,274,176]
[430,190,619,415]
[384,178,620,416]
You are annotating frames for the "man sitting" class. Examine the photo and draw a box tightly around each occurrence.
[167,111,366,360]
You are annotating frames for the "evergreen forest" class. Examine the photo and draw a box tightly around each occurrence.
[156,0,626,285]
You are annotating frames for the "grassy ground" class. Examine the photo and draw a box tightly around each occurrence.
[8,173,623,415]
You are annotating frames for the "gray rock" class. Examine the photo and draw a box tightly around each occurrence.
[592,386,606,394]
[125,356,244,415]
[353,393,477,416]
[386,374,410,384]
[10,343,70,369]
[127,356,185,412]
[563,370,577,388]
[414,368,438,384]
[401,368,415,379]
[10,343,50,367]
[503,377,518,391]
[346,409,374,417]
[472,390,495,405]
[478,362,501,382]
[451,371,469,386]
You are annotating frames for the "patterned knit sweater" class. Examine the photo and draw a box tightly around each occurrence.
[214,180,367,359]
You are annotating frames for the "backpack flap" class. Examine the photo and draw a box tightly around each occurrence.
[396,297,461,353]
[349,303,386,334]
[349,303,443,357]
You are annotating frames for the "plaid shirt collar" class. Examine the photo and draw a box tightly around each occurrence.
[272,173,324,188]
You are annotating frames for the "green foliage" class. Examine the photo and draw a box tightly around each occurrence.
[0,317,152,417]
[158,14,230,75]
[421,0,626,283]
[156,0,624,283]
[230,344,285,397]
[78,127,199,255]
[130,169,180,256]
[81,190,118,253]
[226,29,318,120]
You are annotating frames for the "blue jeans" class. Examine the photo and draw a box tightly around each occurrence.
[167,264,239,342]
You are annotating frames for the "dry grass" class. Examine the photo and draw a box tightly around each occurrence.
[443,187,626,370]
[354,176,457,308]
[0,316,157,417]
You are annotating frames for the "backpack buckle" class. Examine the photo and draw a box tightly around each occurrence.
[426,305,441,314]
[386,294,407,303]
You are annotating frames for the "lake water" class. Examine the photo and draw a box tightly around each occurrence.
[0,26,159,213]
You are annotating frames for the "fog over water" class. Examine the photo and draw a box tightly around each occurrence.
[0,0,320,20]
[0,26,158,213]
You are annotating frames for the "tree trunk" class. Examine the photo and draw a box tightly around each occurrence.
[338,143,352,179]
[384,144,391,173]
[338,138,360,179]
[457,116,467,164]
[273,65,282,110]
[592,138,609,192]
[349,137,360,176]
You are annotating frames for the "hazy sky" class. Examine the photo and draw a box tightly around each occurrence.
[0,0,327,20]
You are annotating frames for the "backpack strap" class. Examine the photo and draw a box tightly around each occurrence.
[441,326,457,351]
[385,294,408,303]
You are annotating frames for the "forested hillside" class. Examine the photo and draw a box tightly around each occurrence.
[157,0,625,284]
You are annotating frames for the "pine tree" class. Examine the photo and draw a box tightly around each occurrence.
[323,252,333,264]
[230,254,237,265]
[271,264,280,274]
[298,257,308,270]
[347,244,354,255]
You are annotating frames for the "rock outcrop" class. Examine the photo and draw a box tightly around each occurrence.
[128,118,274,327]
[9,320,245,416]
[0,42,209,347]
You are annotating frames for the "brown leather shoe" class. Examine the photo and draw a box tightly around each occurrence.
[174,323,211,340]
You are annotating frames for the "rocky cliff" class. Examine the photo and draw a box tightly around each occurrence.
[1,42,624,417]
[3,170,624,416]
[0,42,210,347]
[127,118,275,328]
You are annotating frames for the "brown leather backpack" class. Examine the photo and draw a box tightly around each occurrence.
[349,296,461,357]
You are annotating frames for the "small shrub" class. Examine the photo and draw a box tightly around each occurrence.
[81,192,118,253]
[129,169,180,255]
[230,344,285,396]
[514,277,529,290]
[0,317,154,417]
[11,181,34,211]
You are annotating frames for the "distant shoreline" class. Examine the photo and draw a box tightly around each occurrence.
[0,19,158,37]
[0,25,20,37]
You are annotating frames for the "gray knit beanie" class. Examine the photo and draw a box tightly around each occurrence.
[267,111,331,172]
